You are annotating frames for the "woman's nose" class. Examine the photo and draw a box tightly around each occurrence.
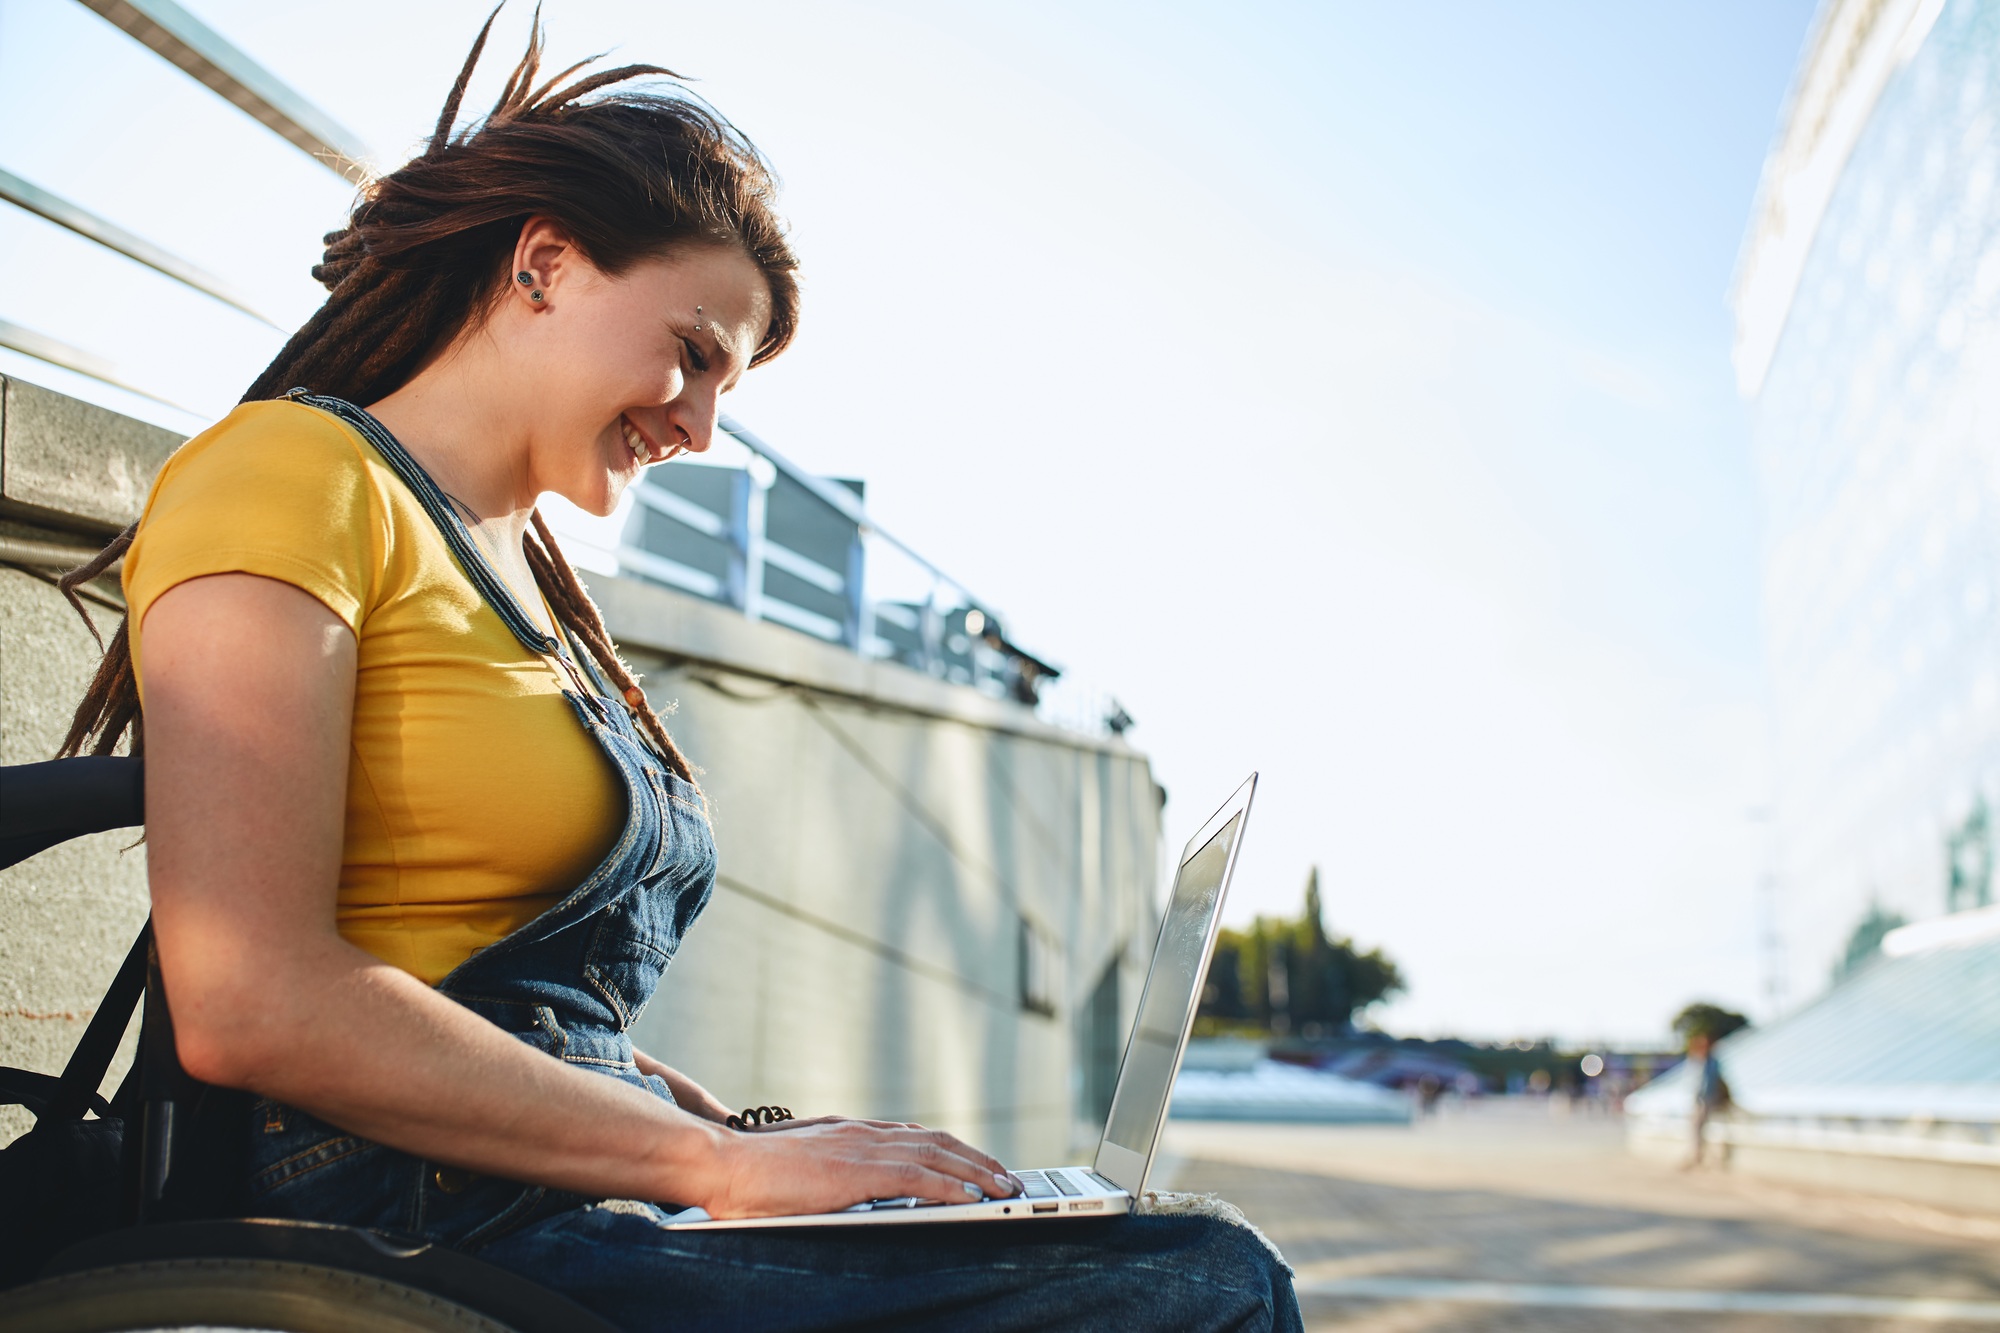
[675,398,719,454]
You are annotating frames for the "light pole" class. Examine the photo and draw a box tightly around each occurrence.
[1747,805,1787,1021]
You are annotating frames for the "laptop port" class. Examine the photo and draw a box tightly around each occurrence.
[1032,1202,1059,1214]
[1071,1200,1104,1211]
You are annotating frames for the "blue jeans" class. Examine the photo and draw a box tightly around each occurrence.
[480,1203,1302,1332]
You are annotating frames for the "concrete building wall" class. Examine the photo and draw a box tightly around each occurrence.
[597,574,1164,1165]
[0,377,1163,1166]
[0,377,179,1144]
[622,657,1158,1165]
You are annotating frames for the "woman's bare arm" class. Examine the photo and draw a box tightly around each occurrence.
[143,572,1016,1215]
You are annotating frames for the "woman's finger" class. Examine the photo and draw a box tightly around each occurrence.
[906,1126,1010,1177]
[887,1158,1005,1205]
[898,1136,1017,1198]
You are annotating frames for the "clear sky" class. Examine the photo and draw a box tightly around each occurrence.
[0,0,1823,1042]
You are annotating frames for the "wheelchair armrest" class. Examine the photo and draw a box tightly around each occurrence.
[0,757,144,870]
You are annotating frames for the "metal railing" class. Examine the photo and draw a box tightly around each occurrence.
[0,0,348,413]
[3,0,1120,735]
[611,418,1064,706]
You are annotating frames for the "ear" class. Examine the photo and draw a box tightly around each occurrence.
[509,214,578,311]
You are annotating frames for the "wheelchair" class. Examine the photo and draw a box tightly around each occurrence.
[0,757,619,1333]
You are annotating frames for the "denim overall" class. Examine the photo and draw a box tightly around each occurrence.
[239,396,1300,1331]
[243,393,715,1250]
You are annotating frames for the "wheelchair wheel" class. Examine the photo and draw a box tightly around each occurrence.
[0,1257,518,1332]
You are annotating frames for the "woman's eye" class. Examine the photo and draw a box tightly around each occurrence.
[683,339,709,373]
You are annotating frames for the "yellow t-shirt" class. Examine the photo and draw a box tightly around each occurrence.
[124,399,624,985]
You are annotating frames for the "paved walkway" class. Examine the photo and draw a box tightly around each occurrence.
[1156,1100,2000,1332]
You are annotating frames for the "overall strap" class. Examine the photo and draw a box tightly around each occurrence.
[286,390,566,663]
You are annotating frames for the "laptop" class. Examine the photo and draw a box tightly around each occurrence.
[662,773,1257,1229]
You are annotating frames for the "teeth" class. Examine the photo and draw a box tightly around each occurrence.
[621,419,647,461]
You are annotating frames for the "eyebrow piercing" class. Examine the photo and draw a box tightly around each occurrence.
[694,304,703,331]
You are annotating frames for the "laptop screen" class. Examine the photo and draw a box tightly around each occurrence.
[1098,811,1242,1170]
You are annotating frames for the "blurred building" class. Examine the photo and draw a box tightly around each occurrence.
[1742,0,2000,997]
[1630,0,2000,1210]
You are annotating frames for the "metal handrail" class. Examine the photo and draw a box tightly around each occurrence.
[75,0,372,182]
[0,0,365,398]
[631,420,1059,700]
[0,168,281,328]
[718,415,965,597]
[0,319,200,414]
[0,536,108,569]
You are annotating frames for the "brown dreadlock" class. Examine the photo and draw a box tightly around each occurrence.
[57,4,799,784]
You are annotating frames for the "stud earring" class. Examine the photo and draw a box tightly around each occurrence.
[517,271,534,285]
[530,290,544,302]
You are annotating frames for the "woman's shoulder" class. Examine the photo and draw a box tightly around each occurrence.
[128,400,401,632]
[163,398,380,488]
[143,398,405,541]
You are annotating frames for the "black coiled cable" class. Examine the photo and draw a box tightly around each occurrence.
[726,1104,795,1130]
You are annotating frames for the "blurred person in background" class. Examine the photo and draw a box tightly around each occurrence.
[1681,1032,1734,1169]
[1672,1003,1745,1168]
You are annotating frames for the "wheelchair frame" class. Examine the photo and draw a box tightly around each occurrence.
[0,756,618,1333]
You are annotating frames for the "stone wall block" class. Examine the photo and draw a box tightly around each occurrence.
[1,377,183,532]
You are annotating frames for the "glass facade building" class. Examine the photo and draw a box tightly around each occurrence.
[1745,0,2000,989]
[1630,4,2000,1194]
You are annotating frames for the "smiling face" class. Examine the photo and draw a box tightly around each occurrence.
[503,224,774,516]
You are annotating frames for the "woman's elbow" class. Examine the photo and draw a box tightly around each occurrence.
[162,976,297,1090]
[171,1022,252,1089]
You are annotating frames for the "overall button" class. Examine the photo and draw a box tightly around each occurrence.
[433,1167,478,1194]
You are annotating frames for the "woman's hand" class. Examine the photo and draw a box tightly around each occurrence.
[697,1120,1020,1218]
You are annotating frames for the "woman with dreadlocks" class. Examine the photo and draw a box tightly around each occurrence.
[57,9,1299,1330]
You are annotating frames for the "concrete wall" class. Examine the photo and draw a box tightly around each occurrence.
[592,573,1162,1164]
[0,378,180,1144]
[0,377,1163,1167]
[1630,1120,2000,1214]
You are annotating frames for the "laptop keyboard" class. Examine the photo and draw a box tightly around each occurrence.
[1016,1169,1085,1198]
[856,1167,1111,1211]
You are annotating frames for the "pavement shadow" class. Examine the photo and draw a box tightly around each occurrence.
[1168,1154,2000,1333]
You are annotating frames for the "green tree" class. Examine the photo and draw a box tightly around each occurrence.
[1948,799,1993,912]
[1671,1001,1748,1047]
[1832,900,1906,984]
[1198,867,1404,1034]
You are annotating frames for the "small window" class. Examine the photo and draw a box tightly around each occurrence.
[1018,914,1062,1018]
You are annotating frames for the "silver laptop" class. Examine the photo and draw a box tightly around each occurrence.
[663,773,1257,1229]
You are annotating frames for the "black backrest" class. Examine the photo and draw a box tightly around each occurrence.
[0,758,174,1223]
[0,759,149,1128]
[0,757,145,869]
